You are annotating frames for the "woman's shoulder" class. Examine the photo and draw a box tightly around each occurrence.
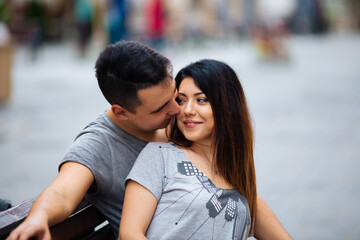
[146,142,180,150]
[141,143,183,160]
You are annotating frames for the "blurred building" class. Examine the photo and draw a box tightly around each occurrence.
[1,0,359,48]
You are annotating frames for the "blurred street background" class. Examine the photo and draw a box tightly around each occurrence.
[1,0,360,239]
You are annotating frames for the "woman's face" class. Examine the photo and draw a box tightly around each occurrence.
[176,77,214,145]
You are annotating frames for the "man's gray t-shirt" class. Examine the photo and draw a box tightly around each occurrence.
[60,112,147,236]
[126,142,251,240]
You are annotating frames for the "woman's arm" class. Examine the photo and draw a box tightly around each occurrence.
[119,180,158,240]
[254,195,292,239]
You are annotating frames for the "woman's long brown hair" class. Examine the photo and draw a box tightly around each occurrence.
[169,59,257,232]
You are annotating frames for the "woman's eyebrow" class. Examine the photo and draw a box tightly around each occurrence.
[178,92,203,96]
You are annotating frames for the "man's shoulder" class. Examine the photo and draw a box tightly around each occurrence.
[75,113,122,140]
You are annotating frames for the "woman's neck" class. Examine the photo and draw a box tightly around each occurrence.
[187,142,213,164]
[181,141,233,189]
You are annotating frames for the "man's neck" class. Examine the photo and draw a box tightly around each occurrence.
[106,110,168,142]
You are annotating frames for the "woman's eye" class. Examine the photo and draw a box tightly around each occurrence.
[198,98,208,103]
[176,98,186,105]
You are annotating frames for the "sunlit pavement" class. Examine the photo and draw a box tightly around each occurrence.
[1,34,359,239]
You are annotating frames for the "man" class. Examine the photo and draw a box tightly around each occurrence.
[7,40,291,239]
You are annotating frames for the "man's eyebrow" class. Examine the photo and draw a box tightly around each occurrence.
[150,85,177,114]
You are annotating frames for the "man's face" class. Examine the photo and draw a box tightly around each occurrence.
[126,78,180,132]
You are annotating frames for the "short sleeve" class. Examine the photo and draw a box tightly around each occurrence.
[60,131,113,194]
[125,143,165,200]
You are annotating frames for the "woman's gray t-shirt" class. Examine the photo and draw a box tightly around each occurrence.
[126,142,251,240]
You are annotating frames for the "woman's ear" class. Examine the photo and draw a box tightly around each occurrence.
[111,104,129,121]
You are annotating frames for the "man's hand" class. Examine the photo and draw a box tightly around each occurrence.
[6,214,50,240]
[6,162,94,240]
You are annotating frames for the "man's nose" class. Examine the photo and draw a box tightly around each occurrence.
[168,98,180,115]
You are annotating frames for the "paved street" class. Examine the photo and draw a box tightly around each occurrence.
[1,34,359,239]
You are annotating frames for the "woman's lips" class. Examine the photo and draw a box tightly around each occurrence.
[183,120,201,128]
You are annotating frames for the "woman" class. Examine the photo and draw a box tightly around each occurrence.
[119,59,257,240]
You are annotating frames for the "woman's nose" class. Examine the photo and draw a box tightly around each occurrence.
[184,101,196,115]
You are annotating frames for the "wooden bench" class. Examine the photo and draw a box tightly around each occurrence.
[0,198,116,240]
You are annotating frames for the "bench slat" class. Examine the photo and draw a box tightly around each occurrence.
[83,224,115,240]
[0,198,115,240]
[51,204,108,240]
[0,198,36,239]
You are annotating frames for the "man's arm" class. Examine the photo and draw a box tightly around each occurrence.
[6,162,94,240]
[254,195,292,240]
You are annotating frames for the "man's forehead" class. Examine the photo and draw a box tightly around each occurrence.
[137,78,176,110]
[163,78,176,94]
[160,77,175,88]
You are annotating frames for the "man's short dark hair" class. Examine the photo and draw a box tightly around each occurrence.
[95,40,173,113]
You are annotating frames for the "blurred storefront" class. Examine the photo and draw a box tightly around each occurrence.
[1,0,359,48]
[0,0,358,102]
[0,1,12,101]
[0,37,12,102]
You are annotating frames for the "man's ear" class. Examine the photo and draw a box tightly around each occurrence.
[111,104,129,121]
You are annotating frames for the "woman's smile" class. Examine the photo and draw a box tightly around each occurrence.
[183,120,202,128]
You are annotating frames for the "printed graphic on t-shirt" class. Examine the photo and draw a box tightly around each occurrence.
[176,161,249,240]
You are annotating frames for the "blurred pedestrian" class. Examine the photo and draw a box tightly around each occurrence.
[92,0,108,49]
[288,0,328,33]
[251,20,290,61]
[107,0,128,43]
[144,0,165,49]
[75,0,93,57]
[25,0,46,61]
